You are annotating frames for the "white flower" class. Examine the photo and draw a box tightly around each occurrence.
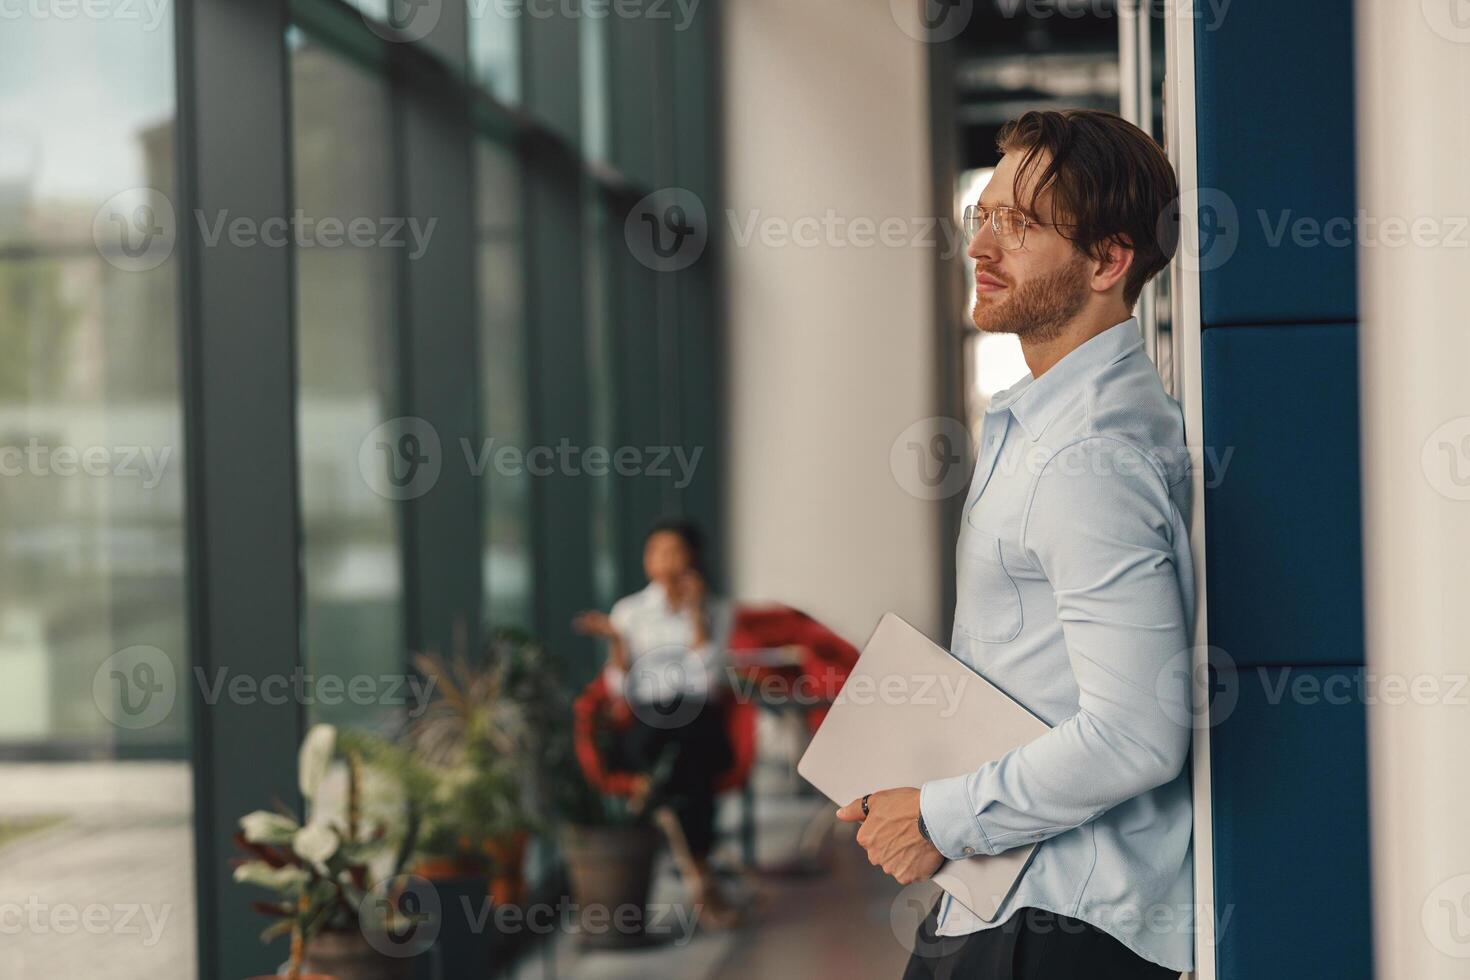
[240,810,300,845]
[292,821,340,873]
[233,861,310,892]
[298,724,337,805]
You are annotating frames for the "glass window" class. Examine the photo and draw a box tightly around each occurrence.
[585,193,619,609]
[469,0,522,105]
[476,141,534,629]
[579,11,610,162]
[0,12,196,978]
[290,33,406,731]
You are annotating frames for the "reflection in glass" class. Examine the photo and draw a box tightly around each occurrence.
[291,35,406,731]
[585,194,619,609]
[0,13,195,979]
[476,142,534,629]
[469,0,521,104]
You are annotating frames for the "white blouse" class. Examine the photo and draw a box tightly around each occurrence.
[602,581,731,705]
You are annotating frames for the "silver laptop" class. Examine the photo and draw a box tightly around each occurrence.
[797,613,1050,921]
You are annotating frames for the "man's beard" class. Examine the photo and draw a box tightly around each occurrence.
[971,252,1091,341]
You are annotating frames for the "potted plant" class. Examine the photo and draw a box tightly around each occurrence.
[406,629,551,901]
[235,724,422,980]
[548,689,679,949]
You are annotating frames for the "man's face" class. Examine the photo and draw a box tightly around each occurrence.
[966,149,1093,341]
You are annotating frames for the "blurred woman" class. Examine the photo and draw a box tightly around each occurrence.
[572,518,738,923]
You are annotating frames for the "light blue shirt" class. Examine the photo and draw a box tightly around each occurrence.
[920,317,1196,973]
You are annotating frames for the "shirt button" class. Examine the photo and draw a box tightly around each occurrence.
[962,846,975,856]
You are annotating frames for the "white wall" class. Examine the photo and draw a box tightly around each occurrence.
[1356,3,1470,978]
[721,0,942,643]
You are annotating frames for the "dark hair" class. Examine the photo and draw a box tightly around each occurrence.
[646,517,706,576]
[996,109,1179,307]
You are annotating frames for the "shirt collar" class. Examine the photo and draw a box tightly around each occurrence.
[986,317,1144,441]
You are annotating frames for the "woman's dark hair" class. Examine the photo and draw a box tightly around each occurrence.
[646,517,706,576]
[996,109,1179,307]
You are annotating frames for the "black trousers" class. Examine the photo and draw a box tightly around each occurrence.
[902,904,1181,980]
[615,697,732,859]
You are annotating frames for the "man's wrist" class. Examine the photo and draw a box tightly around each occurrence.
[920,777,992,860]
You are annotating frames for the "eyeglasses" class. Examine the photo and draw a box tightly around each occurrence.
[962,203,1074,251]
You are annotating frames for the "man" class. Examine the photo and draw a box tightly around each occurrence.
[836,110,1194,978]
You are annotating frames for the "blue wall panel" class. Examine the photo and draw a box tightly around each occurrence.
[1200,324,1364,668]
[1209,666,1373,980]
[1195,7,1371,976]
[1194,0,1358,325]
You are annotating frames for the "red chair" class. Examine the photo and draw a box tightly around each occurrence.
[572,603,858,798]
[571,605,858,867]
[573,673,758,798]
[725,604,861,732]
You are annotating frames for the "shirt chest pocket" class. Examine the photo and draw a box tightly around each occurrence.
[955,527,1024,644]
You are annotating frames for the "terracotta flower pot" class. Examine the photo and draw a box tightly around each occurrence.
[483,831,530,907]
[410,855,483,881]
[299,930,412,980]
[561,823,663,949]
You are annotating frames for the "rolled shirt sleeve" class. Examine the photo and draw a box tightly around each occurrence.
[921,437,1192,861]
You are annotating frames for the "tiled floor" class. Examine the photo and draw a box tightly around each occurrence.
[0,728,921,980]
[512,751,918,980]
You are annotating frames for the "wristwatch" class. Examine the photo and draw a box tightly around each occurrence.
[917,811,933,844]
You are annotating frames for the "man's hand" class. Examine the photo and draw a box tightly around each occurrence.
[836,787,945,885]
